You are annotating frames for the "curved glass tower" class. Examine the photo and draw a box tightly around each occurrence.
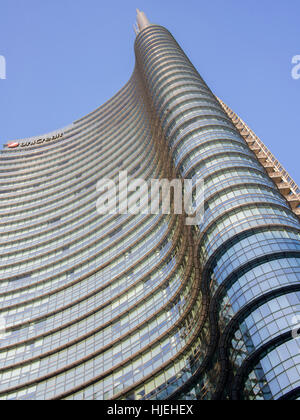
[0,11,299,401]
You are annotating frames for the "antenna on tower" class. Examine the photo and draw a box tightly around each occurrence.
[135,8,151,34]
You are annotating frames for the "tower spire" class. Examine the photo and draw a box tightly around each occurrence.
[135,9,151,34]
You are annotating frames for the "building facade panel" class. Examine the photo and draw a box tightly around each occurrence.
[0,12,299,400]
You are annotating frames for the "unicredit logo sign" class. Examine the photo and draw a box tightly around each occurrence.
[6,133,63,149]
[7,142,19,148]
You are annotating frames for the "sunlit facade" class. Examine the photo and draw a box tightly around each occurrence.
[0,11,299,400]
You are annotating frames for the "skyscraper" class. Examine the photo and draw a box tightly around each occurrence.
[0,10,299,400]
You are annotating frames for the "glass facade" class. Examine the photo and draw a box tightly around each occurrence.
[0,14,299,400]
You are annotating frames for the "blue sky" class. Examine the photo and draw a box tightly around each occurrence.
[0,0,299,182]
